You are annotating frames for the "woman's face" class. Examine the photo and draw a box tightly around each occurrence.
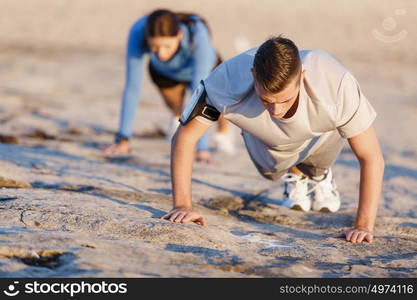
[148,30,183,61]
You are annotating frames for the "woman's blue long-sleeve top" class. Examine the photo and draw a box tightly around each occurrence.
[115,15,218,143]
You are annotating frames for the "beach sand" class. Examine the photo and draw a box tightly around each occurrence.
[0,0,417,277]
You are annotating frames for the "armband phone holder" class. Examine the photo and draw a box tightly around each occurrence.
[179,80,220,125]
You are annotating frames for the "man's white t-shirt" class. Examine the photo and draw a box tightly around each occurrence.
[194,49,377,173]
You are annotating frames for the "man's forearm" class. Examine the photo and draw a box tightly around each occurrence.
[354,156,385,231]
[170,131,196,209]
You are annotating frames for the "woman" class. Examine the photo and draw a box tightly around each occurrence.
[104,9,234,162]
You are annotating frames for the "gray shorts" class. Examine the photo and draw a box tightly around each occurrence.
[242,129,346,180]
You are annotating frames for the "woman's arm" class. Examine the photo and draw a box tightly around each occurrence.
[116,17,148,142]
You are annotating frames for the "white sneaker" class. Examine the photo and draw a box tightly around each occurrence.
[281,173,311,212]
[310,169,341,213]
[212,131,236,154]
[166,115,180,142]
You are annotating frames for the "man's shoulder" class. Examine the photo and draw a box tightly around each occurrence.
[204,48,257,111]
[216,47,257,77]
[301,49,348,98]
[301,49,347,76]
[300,49,332,60]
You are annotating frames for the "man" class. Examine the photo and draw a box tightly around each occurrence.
[162,36,385,244]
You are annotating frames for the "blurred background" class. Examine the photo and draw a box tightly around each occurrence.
[0,0,416,150]
[1,0,415,61]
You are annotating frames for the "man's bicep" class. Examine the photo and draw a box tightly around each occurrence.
[347,125,382,161]
[177,117,213,142]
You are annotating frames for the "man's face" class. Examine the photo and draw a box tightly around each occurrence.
[148,30,183,62]
[253,71,304,119]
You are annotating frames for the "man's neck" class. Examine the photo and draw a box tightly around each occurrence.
[283,92,300,119]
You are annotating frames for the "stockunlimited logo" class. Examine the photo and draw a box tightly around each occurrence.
[3,281,20,297]
[372,9,407,43]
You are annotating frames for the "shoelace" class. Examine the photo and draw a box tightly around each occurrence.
[281,173,314,199]
[311,176,338,200]
[281,173,336,198]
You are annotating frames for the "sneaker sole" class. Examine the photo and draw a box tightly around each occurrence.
[291,204,309,212]
[319,207,332,213]
[312,203,340,213]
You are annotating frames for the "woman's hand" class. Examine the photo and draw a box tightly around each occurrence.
[103,140,133,155]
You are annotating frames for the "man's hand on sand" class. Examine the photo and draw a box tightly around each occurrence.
[102,141,133,155]
[336,227,373,244]
[161,208,206,226]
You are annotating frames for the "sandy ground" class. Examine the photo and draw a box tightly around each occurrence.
[0,0,417,277]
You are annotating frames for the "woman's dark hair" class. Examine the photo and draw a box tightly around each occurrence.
[145,9,180,38]
[143,9,210,48]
